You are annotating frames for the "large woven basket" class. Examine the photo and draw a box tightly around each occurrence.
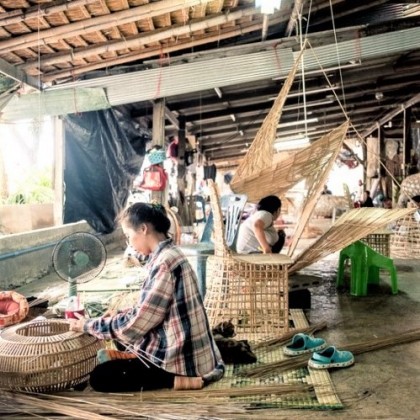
[205,254,290,343]
[0,319,104,392]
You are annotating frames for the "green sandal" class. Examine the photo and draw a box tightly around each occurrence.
[283,333,327,356]
[308,346,355,369]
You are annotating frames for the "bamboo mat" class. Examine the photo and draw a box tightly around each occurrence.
[205,309,342,410]
[0,310,342,419]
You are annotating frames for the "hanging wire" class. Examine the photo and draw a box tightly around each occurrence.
[297,10,308,137]
[305,38,405,194]
[329,0,347,112]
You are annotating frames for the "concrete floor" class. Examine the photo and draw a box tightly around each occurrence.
[11,244,420,419]
[278,256,420,419]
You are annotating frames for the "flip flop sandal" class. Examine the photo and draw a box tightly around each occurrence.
[283,333,328,356]
[308,346,355,369]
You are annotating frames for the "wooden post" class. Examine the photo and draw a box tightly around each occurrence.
[152,99,165,204]
[53,116,64,226]
[177,116,191,225]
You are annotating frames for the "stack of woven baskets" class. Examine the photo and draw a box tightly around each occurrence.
[0,319,104,392]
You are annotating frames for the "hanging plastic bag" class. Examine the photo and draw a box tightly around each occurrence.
[139,165,168,191]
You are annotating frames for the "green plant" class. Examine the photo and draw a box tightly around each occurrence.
[1,168,54,205]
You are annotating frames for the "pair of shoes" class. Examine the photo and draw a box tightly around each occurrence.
[308,346,355,369]
[283,333,328,356]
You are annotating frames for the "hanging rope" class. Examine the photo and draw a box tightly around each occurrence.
[329,0,347,112]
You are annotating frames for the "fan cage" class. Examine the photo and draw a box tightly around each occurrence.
[52,232,107,284]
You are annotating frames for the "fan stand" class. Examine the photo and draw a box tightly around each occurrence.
[68,250,90,298]
[51,232,107,316]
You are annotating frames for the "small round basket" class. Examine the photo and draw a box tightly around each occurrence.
[0,291,29,328]
[0,319,105,392]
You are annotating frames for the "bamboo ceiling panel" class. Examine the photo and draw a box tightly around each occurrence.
[0,0,263,83]
[289,207,415,274]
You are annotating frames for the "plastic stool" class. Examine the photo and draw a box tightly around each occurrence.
[337,240,398,296]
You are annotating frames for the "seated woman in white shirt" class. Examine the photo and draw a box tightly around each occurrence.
[236,195,286,254]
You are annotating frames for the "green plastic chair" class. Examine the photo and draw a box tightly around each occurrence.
[337,240,398,296]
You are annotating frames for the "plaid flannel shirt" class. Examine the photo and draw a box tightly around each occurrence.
[84,239,224,381]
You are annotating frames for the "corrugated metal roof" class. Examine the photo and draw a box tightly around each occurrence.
[2,26,419,121]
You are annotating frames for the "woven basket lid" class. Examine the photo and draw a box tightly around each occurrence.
[0,319,104,392]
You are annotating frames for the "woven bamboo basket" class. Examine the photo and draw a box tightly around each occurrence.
[0,319,104,392]
[203,181,292,343]
[362,230,392,257]
[390,214,420,259]
[205,254,290,342]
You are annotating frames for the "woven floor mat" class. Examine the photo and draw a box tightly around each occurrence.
[205,309,343,410]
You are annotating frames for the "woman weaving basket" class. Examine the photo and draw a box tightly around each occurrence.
[68,203,224,392]
[236,195,287,254]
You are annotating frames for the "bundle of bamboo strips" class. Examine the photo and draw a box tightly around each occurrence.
[0,384,313,419]
[241,327,420,378]
[252,321,328,350]
[289,207,415,274]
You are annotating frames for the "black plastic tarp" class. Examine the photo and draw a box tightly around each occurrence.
[63,108,150,233]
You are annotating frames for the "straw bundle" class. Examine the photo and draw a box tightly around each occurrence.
[232,44,307,184]
[289,207,415,274]
[0,319,104,392]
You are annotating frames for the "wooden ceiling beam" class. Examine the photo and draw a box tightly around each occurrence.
[358,93,420,139]
[0,0,100,28]
[0,0,208,54]
[37,11,288,82]
[285,0,305,37]
[20,6,259,71]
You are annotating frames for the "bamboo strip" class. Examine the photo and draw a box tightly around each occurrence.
[241,326,420,378]
[230,122,348,203]
[0,390,114,420]
[289,207,415,274]
[252,321,328,350]
[287,121,349,257]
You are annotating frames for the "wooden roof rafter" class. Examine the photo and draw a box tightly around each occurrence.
[19,6,262,73]
[0,0,211,54]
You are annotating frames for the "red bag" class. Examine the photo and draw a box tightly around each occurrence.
[139,165,167,191]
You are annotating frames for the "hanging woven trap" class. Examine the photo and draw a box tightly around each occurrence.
[0,319,104,392]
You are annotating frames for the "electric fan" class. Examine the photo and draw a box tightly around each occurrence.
[52,232,107,298]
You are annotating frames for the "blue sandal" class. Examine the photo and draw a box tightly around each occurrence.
[283,333,327,356]
[308,346,355,369]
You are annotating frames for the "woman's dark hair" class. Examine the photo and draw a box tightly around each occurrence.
[119,203,171,235]
[257,195,281,214]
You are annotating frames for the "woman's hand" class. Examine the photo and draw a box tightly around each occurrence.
[261,244,272,254]
[67,312,86,332]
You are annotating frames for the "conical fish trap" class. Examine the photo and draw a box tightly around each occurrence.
[0,319,104,392]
